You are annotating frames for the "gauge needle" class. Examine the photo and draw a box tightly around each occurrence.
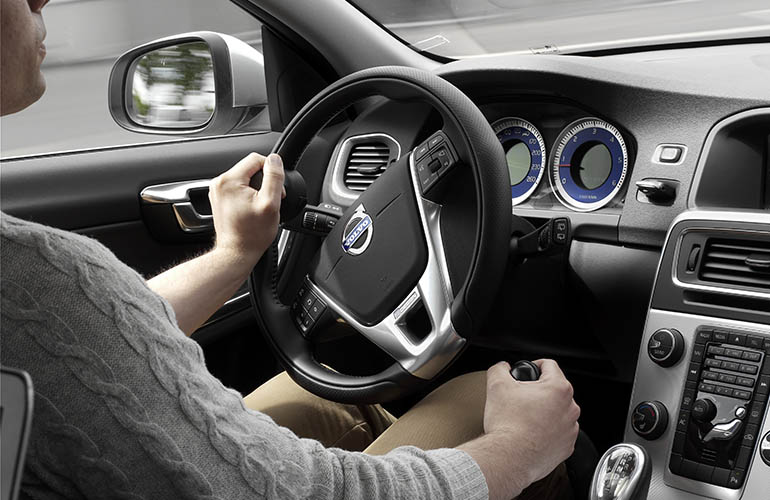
[558,164,571,167]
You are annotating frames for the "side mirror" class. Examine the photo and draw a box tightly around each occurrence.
[108,31,266,136]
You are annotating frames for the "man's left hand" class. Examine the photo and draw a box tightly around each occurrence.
[208,152,285,266]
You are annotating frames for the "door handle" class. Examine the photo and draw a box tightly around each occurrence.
[140,179,213,233]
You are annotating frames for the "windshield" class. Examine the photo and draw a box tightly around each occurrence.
[349,0,770,58]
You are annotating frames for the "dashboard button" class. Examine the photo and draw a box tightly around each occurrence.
[727,469,746,489]
[713,330,729,342]
[757,376,770,395]
[729,333,747,346]
[712,467,730,487]
[695,464,714,483]
[742,351,762,362]
[747,336,764,349]
[739,364,758,375]
[696,329,713,343]
[658,146,683,163]
[733,389,752,400]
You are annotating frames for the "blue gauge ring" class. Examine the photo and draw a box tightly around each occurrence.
[494,119,546,203]
[555,127,626,203]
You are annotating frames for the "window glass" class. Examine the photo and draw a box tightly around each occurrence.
[0,0,263,159]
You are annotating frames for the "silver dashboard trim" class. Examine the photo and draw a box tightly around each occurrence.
[670,226,770,301]
[627,210,770,500]
[626,309,770,500]
[304,151,465,379]
[327,133,402,205]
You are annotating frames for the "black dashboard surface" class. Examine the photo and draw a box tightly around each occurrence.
[319,41,770,381]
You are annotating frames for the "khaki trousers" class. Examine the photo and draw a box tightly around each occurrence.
[244,371,572,500]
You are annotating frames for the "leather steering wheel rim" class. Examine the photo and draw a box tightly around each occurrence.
[249,66,510,404]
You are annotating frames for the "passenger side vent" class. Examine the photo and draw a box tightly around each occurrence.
[343,142,394,192]
[699,238,770,291]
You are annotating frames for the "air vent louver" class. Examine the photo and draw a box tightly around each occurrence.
[699,238,770,291]
[343,142,392,192]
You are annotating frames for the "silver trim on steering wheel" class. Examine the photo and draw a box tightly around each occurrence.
[305,149,466,379]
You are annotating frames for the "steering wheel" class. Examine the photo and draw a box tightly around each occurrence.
[249,66,510,404]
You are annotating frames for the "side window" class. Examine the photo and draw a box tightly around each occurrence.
[0,0,265,159]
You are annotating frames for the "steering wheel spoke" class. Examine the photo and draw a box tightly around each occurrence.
[305,140,465,379]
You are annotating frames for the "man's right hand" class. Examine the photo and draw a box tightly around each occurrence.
[459,359,580,500]
[485,360,580,486]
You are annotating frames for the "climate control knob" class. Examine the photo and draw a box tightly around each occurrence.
[691,398,717,424]
[647,328,684,367]
[632,401,668,440]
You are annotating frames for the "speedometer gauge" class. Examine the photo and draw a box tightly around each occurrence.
[549,118,628,212]
[492,117,546,206]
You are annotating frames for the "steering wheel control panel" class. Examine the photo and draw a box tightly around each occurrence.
[668,326,770,489]
[413,131,458,194]
[290,279,328,337]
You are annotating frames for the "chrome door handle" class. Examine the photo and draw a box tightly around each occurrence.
[140,179,213,233]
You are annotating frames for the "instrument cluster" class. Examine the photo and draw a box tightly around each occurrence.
[492,114,630,212]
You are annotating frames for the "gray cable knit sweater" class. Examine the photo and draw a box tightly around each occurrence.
[0,213,488,500]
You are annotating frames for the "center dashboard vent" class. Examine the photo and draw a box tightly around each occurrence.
[343,142,393,192]
[699,238,770,291]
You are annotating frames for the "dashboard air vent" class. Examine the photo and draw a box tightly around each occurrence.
[343,142,392,192]
[699,238,770,291]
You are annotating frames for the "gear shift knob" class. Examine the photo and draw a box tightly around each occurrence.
[590,443,651,500]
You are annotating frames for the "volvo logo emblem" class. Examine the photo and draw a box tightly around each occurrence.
[342,204,373,255]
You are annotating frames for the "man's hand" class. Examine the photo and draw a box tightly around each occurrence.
[147,152,285,335]
[459,359,580,500]
[208,152,285,266]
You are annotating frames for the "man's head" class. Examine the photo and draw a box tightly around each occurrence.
[1,0,49,116]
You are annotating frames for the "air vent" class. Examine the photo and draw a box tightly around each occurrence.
[699,238,770,291]
[343,142,393,192]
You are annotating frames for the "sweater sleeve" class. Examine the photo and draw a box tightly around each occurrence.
[0,213,488,500]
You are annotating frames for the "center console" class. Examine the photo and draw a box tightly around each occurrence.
[623,211,770,500]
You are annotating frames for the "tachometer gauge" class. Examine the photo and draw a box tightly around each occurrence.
[549,118,628,212]
[492,117,546,206]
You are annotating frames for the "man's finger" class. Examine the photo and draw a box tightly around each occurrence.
[533,359,565,381]
[258,154,285,205]
[225,152,267,183]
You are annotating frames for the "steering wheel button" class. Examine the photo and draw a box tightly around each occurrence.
[308,301,326,321]
[428,159,441,173]
[428,135,444,149]
[415,144,430,159]
[303,295,315,310]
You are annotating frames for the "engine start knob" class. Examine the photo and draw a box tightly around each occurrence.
[647,328,684,367]
[632,401,668,440]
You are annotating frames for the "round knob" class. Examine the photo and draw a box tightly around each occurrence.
[647,328,684,367]
[761,431,770,466]
[632,401,668,440]
[691,398,717,423]
[510,360,541,381]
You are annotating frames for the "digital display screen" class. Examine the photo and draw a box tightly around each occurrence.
[577,143,612,190]
[503,140,531,186]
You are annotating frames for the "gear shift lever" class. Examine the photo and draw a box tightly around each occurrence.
[590,444,651,500]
